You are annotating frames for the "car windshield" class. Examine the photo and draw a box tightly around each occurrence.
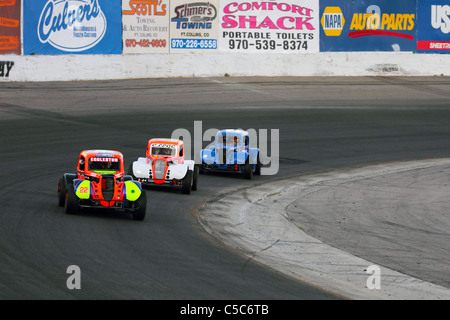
[151,145,177,156]
[217,134,241,147]
[88,157,121,172]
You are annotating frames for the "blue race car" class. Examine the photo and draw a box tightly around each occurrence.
[200,129,261,179]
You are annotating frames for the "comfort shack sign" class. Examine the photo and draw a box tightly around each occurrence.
[219,0,319,53]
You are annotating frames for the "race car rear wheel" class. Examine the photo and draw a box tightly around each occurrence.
[243,162,253,180]
[65,183,78,215]
[132,191,147,221]
[182,169,193,194]
[58,177,66,207]
[192,165,199,191]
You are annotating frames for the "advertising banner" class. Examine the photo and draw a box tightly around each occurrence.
[169,0,220,53]
[122,0,170,53]
[320,0,417,52]
[417,0,450,53]
[219,0,319,53]
[23,0,122,55]
[0,0,21,54]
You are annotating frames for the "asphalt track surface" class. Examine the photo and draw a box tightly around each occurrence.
[1,76,450,300]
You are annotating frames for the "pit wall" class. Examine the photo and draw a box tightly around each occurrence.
[1,0,449,81]
[2,52,450,82]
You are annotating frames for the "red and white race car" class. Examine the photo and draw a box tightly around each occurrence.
[128,139,199,194]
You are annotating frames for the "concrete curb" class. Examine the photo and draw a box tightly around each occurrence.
[197,158,450,299]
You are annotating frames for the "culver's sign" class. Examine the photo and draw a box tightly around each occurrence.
[24,0,122,54]
[38,0,106,51]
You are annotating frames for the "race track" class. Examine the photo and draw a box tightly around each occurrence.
[1,76,450,299]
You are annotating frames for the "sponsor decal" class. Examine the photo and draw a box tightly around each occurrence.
[220,0,319,53]
[417,2,450,53]
[122,0,169,53]
[23,0,122,55]
[347,6,415,40]
[320,1,416,52]
[90,157,119,162]
[321,6,345,36]
[0,60,14,77]
[37,0,107,52]
[170,0,219,52]
[0,0,20,54]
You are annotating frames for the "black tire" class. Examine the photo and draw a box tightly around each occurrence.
[192,165,199,191]
[254,154,262,176]
[132,191,147,221]
[65,183,78,215]
[58,177,66,207]
[243,162,253,180]
[182,169,193,194]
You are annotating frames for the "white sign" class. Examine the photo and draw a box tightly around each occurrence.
[219,0,319,53]
[122,0,170,53]
[38,0,107,52]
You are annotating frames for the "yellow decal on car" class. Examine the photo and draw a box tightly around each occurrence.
[125,181,141,201]
[75,180,91,199]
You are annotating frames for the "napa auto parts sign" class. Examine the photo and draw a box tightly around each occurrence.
[219,0,319,53]
[417,0,450,53]
[23,0,122,54]
[320,0,416,52]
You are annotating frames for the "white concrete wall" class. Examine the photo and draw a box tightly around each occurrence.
[1,52,450,82]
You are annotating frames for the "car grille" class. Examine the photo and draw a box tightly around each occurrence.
[101,176,115,200]
[154,160,166,180]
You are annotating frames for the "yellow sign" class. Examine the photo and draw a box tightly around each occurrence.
[321,7,345,36]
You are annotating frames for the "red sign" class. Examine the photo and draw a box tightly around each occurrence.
[0,0,20,54]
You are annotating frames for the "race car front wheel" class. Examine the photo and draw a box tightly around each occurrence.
[132,191,147,221]
[65,183,78,215]
[58,177,66,207]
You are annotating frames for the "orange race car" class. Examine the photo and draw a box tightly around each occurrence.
[128,139,199,194]
[57,150,147,221]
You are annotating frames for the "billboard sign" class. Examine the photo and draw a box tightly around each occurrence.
[219,0,319,53]
[0,0,21,54]
[23,0,122,55]
[122,0,170,53]
[417,0,450,53]
[169,0,220,53]
[320,0,417,52]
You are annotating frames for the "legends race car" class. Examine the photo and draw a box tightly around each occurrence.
[57,150,147,221]
[200,129,261,179]
[128,139,199,194]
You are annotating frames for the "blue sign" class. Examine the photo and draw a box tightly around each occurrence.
[23,0,122,55]
[417,0,450,53]
[320,0,417,52]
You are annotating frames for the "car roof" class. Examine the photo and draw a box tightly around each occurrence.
[148,138,182,145]
[217,129,248,136]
